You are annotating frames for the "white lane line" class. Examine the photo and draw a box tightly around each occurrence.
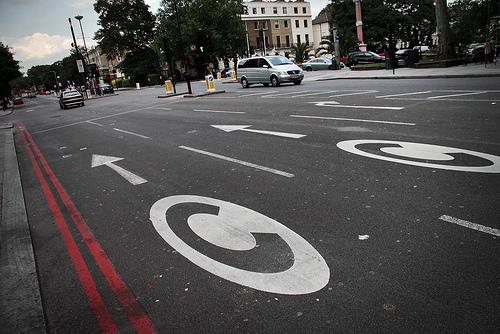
[376,91,432,98]
[194,109,246,114]
[310,102,404,110]
[439,215,500,237]
[86,121,104,126]
[328,90,378,97]
[291,91,339,98]
[113,128,150,139]
[179,146,294,178]
[428,91,488,99]
[290,115,416,126]
[238,91,278,98]
[262,91,308,98]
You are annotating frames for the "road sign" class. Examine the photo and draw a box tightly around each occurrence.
[76,59,84,73]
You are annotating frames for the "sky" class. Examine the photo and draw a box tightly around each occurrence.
[0,0,333,75]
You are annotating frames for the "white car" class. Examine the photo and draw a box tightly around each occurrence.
[237,56,304,88]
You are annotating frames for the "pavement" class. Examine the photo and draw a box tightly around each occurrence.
[1,63,499,333]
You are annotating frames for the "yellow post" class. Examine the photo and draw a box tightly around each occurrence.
[217,72,222,80]
[205,75,215,91]
[165,80,173,94]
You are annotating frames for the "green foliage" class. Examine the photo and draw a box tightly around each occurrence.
[325,0,435,54]
[156,0,246,61]
[112,78,134,88]
[290,43,312,64]
[94,0,156,58]
[118,47,159,85]
[0,42,22,97]
[316,28,359,58]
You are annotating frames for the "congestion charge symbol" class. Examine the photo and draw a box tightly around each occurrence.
[336,140,500,173]
[149,195,330,295]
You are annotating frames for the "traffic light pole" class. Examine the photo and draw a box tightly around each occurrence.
[173,0,192,94]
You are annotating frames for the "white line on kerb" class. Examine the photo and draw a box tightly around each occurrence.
[439,215,500,237]
[179,146,294,178]
[113,128,150,139]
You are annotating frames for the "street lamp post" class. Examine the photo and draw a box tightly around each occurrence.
[75,15,91,66]
[353,0,366,51]
[491,16,499,66]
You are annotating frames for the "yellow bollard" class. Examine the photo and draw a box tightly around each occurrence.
[205,75,215,91]
[165,80,173,94]
[217,72,222,80]
[231,71,236,79]
[136,83,140,89]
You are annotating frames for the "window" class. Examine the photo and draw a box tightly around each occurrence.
[303,7,307,14]
[304,20,308,28]
[294,7,298,14]
[284,20,289,28]
[252,8,257,14]
[305,34,309,45]
[283,7,287,14]
[261,7,265,14]
[285,35,291,47]
[276,36,281,48]
[262,21,268,30]
[297,35,301,44]
[275,20,279,29]
[247,58,259,68]
[254,22,259,30]
[273,7,277,14]
[295,20,299,28]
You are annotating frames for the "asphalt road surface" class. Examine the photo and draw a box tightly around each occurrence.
[8,76,500,333]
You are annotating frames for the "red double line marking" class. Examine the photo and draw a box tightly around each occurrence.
[18,122,157,334]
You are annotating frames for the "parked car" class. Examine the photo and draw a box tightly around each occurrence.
[13,96,23,105]
[59,90,84,109]
[221,69,235,78]
[237,56,304,88]
[345,51,385,67]
[467,43,485,63]
[28,92,37,98]
[302,58,334,71]
[98,83,114,95]
[395,49,412,60]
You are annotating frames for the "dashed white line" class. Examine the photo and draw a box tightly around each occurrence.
[179,146,294,178]
[439,215,500,237]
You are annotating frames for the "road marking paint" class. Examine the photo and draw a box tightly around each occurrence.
[310,101,404,110]
[337,140,500,173]
[150,195,330,294]
[262,91,308,98]
[439,215,500,237]
[91,154,147,185]
[291,90,338,98]
[328,90,378,97]
[376,91,432,98]
[290,115,415,126]
[179,146,295,177]
[212,125,306,138]
[428,91,488,99]
[86,121,104,126]
[238,91,278,98]
[20,125,157,333]
[194,109,246,114]
[113,128,150,139]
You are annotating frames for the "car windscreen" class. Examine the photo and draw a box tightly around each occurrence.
[267,56,293,66]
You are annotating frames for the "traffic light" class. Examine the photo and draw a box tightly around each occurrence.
[162,37,172,63]
[204,32,214,53]
[196,30,205,53]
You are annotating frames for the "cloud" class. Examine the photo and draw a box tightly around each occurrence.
[8,33,72,60]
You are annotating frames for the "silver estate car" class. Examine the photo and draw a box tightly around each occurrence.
[237,56,304,88]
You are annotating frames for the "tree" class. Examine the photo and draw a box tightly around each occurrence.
[435,0,456,59]
[0,42,22,98]
[290,43,312,64]
[316,27,359,58]
[94,0,156,58]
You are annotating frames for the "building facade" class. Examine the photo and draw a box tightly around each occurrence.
[86,46,126,83]
[242,0,313,57]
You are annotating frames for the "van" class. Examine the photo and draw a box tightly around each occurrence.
[237,56,304,88]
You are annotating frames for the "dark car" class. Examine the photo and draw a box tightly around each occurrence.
[59,90,84,109]
[98,83,114,95]
[345,51,385,67]
[395,49,412,60]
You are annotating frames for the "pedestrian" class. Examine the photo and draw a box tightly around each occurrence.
[484,40,492,66]
[2,96,8,111]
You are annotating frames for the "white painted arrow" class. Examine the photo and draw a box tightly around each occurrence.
[91,154,147,185]
[211,125,306,139]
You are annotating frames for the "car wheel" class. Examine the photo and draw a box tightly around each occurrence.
[328,65,332,70]
[270,76,280,87]
[81,101,85,107]
[306,67,312,72]
[60,103,63,109]
[293,80,302,85]
[241,77,249,88]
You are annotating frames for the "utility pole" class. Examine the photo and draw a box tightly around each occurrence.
[69,18,86,89]
[172,0,192,94]
[353,0,366,51]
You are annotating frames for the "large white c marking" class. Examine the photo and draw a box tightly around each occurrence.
[150,195,330,295]
[337,140,500,173]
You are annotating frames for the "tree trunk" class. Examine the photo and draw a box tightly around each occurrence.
[435,0,456,60]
